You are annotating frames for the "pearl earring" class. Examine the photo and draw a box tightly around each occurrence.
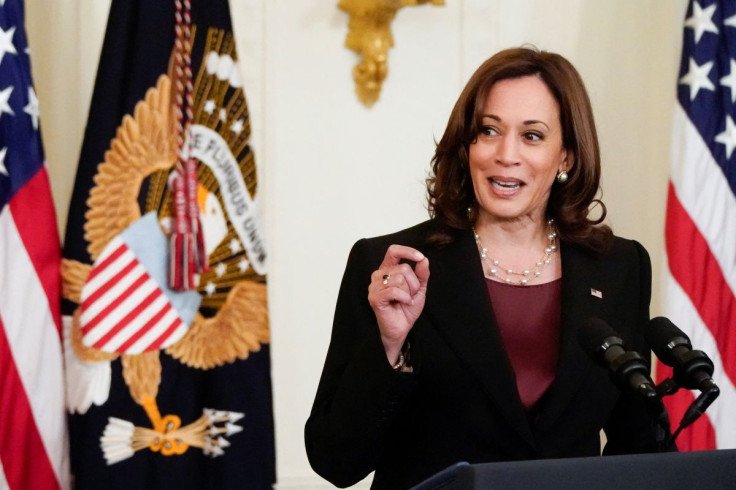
[556,170,569,183]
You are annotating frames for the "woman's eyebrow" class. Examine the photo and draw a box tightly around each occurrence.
[482,114,550,130]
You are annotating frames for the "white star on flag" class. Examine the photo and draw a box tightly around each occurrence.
[229,237,242,254]
[205,281,216,296]
[214,262,227,277]
[230,118,244,134]
[203,99,216,114]
[159,217,172,234]
[0,146,7,176]
[684,1,719,43]
[679,58,715,100]
[725,12,736,28]
[219,108,227,122]
[715,115,736,159]
[23,86,40,130]
[721,59,736,103]
[0,25,17,66]
[237,257,250,273]
[0,85,15,120]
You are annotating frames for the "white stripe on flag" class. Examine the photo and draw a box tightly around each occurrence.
[82,278,159,347]
[665,270,736,449]
[125,308,183,354]
[101,293,170,352]
[0,208,67,481]
[669,104,736,293]
[0,461,8,490]
[79,250,141,322]
[93,235,125,265]
[81,245,137,300]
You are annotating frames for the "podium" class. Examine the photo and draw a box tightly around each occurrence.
[411,449,736,490]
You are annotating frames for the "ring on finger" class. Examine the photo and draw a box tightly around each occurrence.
[382,273,390,286]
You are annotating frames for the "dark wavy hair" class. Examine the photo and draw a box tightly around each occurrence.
[426,46,612,253]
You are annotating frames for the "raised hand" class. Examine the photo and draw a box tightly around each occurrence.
[367,245,430,365]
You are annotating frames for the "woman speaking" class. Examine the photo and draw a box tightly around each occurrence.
[305,47,665,489]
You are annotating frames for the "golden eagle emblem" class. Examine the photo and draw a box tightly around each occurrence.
[61,28,268,464]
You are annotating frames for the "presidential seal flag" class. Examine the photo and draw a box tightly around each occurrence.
[0,0,70,488]
[61,1,275,487]
[660,0,736,450]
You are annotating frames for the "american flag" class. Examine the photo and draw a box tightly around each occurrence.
[661,0,736,450]
[0,0,69,488]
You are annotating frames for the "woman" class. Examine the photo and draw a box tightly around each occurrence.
[305,47,664,489]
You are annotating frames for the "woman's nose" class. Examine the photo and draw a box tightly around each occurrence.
[495,134,520,166]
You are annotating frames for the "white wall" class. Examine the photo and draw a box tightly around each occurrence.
[26,0,688,488]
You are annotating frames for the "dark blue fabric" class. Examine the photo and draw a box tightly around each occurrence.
[677,0,736,195]
[0,0,44,209]
[63,1,275,488]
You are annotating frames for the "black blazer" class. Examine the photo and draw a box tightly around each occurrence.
[306,220,663,489]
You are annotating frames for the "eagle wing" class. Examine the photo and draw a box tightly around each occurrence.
[166,280,269,369]
[84,75,177,261]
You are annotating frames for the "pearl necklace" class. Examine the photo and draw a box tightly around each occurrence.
[472,219,558,286]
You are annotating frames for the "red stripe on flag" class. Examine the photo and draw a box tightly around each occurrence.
[147,315,185,351]
[656,363,717,451]
[665,183,736,384]
[84,241,128,284]
[81,272,149,336]
[115,301,174,352]
[80,256,138,311]
[0,317,60,490]
[91,287,163,351]
[7,167,62,337]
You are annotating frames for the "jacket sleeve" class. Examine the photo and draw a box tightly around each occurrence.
[304,238,417,488]
[602,240,676,454]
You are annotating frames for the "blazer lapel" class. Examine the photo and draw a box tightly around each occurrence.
[423,230,536,448]
[535,243,603,430]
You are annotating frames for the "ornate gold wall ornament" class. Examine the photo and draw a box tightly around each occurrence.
[339,0,444,107]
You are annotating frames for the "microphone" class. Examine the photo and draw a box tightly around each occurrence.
[644,317,718,393]
[644,317,720,436]
[577,318,658,401]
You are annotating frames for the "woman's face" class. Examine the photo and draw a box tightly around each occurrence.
[468,75,570,226]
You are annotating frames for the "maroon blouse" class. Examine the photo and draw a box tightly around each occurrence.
[485,278,562,411]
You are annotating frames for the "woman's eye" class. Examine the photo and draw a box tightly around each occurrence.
[524,132,543,142]
[481,126,498,136]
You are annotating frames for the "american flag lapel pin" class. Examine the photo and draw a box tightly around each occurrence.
[591,288,603,299]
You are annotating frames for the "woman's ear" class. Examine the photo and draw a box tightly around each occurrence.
[560,149,574,173]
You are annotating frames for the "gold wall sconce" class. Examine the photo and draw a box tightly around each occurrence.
[339,0,444,107]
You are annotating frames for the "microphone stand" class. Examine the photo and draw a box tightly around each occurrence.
[609,350,673,452]
[655,376,720,444]
[645,394,674,453]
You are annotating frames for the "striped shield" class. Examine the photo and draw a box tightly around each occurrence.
[79,212,201,354]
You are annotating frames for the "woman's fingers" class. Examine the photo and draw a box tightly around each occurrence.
[370,286,413,308]
[380,244,425,268]
[368,245,430,316]
[369,270,413,306]
[368,245,431,364]
[414,256,430,287]
[370,263,419,295]
[371,244,425,297]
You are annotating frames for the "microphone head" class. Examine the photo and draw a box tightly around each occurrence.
[577,318,624,366]
[644,317,692,364]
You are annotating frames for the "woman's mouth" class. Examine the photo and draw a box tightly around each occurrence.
[489,177,524,192]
